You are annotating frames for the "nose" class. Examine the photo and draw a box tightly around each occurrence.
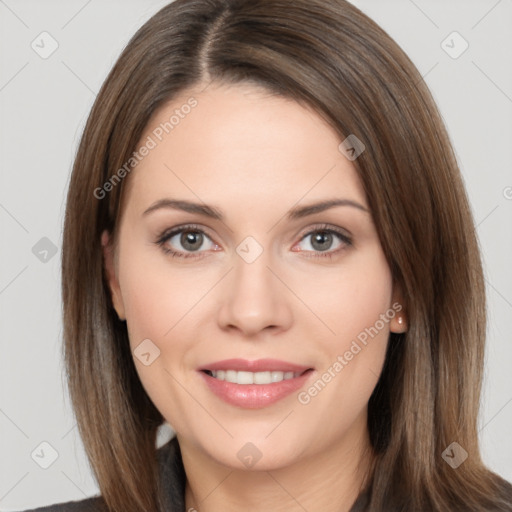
[217,247,293,338]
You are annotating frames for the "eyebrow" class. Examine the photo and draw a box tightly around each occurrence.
[142,198,369,221]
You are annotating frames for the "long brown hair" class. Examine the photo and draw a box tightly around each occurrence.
[61,0,512,510]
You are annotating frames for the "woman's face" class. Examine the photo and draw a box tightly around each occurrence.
[103,82,404,471]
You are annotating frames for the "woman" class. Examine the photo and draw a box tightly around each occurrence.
[22,0,512,510]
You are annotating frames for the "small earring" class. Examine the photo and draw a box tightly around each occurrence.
[395,314,407,332]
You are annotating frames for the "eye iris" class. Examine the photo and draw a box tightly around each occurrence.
[181,231,203,251]
[311,231,332,251]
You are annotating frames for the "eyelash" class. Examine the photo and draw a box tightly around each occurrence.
[154,223,353,260]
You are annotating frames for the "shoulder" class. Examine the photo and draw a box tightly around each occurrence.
[16,435,183,512]
[16,495,106,512]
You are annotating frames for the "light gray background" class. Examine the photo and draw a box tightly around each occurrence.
[1,0,511,510]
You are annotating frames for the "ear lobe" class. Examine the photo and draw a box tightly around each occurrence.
[101,230,126,321]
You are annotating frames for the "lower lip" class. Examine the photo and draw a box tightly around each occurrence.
[198,370,314,409]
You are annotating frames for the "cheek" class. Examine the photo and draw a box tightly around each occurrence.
[299,246,393,419]
[117,252,206,422]
[118,248,210,350]
[310,245,393,348]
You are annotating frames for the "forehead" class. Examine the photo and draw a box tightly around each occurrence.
[122,82,366,217]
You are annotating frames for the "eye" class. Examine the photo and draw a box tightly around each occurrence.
[155,224,219,259]
[293,224,352,259]
[155,223,352,260]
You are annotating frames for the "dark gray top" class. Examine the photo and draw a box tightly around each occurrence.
[19,436,369,511]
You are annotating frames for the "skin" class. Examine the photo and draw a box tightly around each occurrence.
[102,82,407,512]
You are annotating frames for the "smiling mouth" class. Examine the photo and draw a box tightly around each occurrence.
[201,368,313,385]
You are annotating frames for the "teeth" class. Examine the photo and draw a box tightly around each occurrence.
[209,370,301,384]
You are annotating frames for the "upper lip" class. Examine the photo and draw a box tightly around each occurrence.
[198,358,313,373]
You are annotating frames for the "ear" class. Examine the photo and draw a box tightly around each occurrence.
[101,230,126,321]
[389,283,407,334]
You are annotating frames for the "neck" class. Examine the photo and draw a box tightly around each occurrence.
[179,412,374,512]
